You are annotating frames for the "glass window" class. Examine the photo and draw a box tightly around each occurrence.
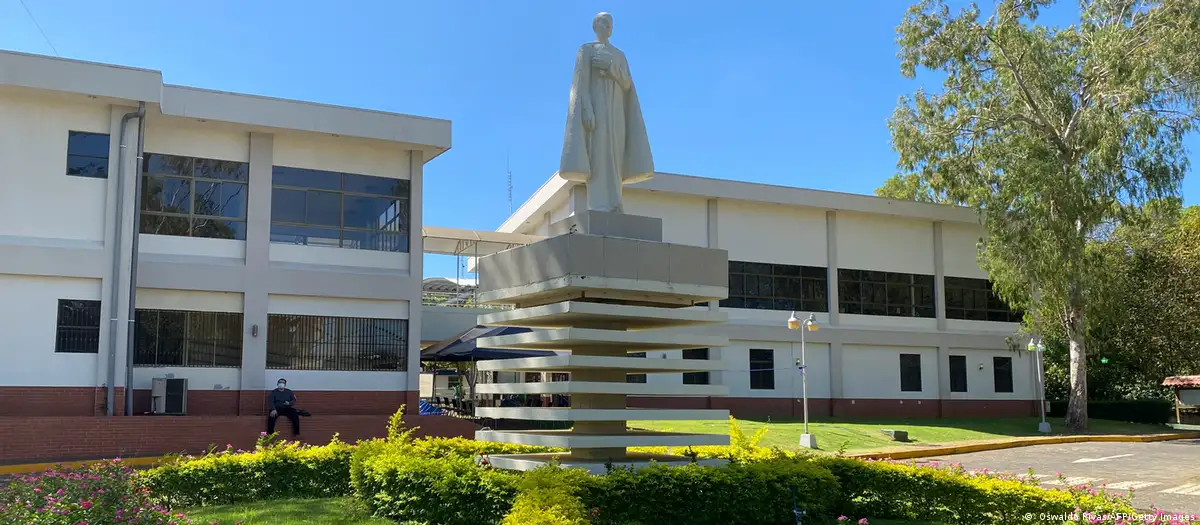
[949,355,967,393]
[134,309,243,367]
[270,166,411,253]
[66,131,110,179]
[720,261,828,312]
[56,299,101,353]
[944,277,1022,322]
[139,153,249,240]
[682,348,710,385]
[626,352,647,383]
[838,269,936,318]
[749,349,775,390]
[993,356,1014,393]
[900,353,923,392]
[266,314,408,371]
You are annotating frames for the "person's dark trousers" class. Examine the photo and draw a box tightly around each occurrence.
[267,406,300,436]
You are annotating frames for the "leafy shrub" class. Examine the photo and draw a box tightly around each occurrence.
[1048,399,1174,424]
[578,457,839,525]
[141,432,354,507]
[353,452,519,525]
[1,459,191,525]
[502,465,593,525]
[812,456,1136,524]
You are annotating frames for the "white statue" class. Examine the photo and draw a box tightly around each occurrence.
[559,12,654,213]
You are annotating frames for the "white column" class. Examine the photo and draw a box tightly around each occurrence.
[825,211,839,326]
[934,221,947,331]
[406,150,425,409]
[240,132,274,394]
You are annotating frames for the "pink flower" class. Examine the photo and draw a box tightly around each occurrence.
[838,517,849,522]
[859,519,869,524]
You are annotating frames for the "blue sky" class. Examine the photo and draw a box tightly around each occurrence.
[3,0,1196,280]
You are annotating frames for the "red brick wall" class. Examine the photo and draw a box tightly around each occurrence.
[0,387,124,417]
[10,387,422,418]
[0,414,479,464]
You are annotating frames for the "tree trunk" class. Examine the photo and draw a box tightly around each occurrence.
[1065,284,1089,431]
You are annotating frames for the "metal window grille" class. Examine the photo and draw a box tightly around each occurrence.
[266,314,408,371]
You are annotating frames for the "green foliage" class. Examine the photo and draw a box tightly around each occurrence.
[502,466,593,525]
[886,0,1200,429]
[813,456,1135,524]
[142,436,355,507]
[352,452,519,525]
[1,459,192,525]
[578,458,839,525]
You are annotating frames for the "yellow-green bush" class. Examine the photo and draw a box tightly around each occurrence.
[812,456,1137,524]
[141,433,354,507]
[502,466,593,525]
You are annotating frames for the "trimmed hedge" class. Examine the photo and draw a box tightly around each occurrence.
[1048,399,1174,424]
[140,435,354,507]
[144,412,1141,524]
[813,456,1135,523]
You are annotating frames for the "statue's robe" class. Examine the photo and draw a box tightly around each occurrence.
[559,41,654,213]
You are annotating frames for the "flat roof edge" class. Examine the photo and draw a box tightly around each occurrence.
[0,50,450,149]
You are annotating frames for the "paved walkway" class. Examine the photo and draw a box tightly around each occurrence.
[915,438,1200,515]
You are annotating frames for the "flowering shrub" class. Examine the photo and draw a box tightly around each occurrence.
[0,458,191,525]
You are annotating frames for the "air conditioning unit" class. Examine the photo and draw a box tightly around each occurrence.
[151,378,188,415]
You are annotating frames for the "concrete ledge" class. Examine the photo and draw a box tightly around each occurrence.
[475,381,728,397]
[848,432,1200,461]
[476,327,727,352]
[475,354,728,374]
[477,301,727,330]
[476,429,730,448]
[480,452,728,474]
[474,407,730,421]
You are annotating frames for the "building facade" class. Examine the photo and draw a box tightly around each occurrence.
[491,173,1040,418]
[0,51,449,418]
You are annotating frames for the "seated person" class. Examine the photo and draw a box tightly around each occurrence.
[267,378,301,437]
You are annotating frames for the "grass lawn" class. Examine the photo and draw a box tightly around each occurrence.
[631,417,1170,452]
[184,497,391,525]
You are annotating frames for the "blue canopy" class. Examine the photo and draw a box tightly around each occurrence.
[421,325,557,362]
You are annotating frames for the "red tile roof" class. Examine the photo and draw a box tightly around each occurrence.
[1162,375,1200,387]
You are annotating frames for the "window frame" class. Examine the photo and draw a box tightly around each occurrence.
[55,299,102,354]
[134,309,244,367]
[944,276,1023,322]
[749,348,775,390]
[66,131,111,179]
[682,348,710,385]
[899,353,923,392]
[838,269,936,318]
[949,354,968,393]
[626,352,648,383]
[269,165,411,253]
[265,314,409,372]
[139,153,250,240]
[720,261,828,312]
[993,356,1015,393]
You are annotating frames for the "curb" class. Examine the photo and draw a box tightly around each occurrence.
[848,432,1200,461]
[0,456,166,475]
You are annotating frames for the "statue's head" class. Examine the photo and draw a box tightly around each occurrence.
[593,12,613,39]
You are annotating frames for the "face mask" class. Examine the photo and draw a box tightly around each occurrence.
[278,383,286,389]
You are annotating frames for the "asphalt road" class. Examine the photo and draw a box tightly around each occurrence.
[915,439,1200,517]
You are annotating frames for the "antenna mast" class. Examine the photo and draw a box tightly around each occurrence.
[507,155,513,214]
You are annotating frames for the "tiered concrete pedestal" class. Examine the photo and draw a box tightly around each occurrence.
[472,211,731,473]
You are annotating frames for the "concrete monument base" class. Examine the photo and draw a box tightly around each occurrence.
[477,452,729,474]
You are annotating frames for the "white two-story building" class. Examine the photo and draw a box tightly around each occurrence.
[485,174,1038,418]
[0,50,448,418]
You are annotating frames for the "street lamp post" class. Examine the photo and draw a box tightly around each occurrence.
[788,312,819,449]
[1027,338,1051,433]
